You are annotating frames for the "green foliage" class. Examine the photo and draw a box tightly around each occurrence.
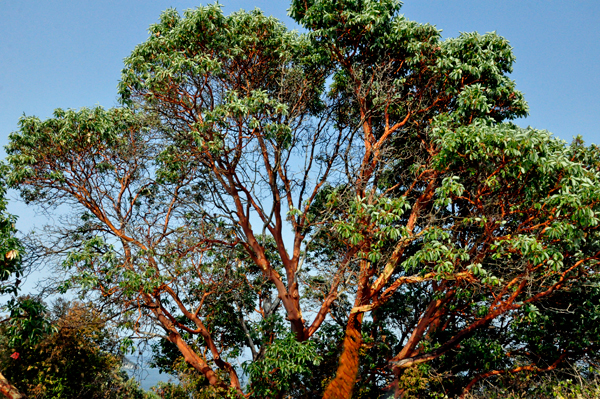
[3,296,54,349]
[463,371,600,399]
[0,164,23,296]
[119,3,325,142]
[243,333,322,398]
[290,0,527,129]
[6,106,150,205]
[0,300,150,399]
[150,357,233,399]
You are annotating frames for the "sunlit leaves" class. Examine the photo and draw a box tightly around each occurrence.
[0,166,23,296]
[4,297,54,349]
[243,333,322,398]
[6,107,150,206]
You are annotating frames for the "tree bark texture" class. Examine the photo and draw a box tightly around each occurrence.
[322,312,364,399]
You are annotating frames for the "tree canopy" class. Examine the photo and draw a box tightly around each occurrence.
[5,1,600,398]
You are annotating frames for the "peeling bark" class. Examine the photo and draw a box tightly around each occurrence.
[0,371,25,399]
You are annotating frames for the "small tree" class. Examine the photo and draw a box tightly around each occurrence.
[0,299,149,399]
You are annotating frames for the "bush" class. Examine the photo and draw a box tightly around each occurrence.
[0,299,151,398]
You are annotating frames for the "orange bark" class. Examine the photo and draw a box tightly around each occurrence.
[459,352,568,398]
[322,312,364,399]
[0,371,25,399]
[168,330,224,388]
[142,293,228,392]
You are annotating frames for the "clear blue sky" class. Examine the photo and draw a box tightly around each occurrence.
[1,0,599,271]
[2,0,599,148]
[1,0,599,148]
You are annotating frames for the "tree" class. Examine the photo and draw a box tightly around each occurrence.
[0,299,149,399]
[5,1,600,398]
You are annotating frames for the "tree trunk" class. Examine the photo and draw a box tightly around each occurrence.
[322,312,364,399]
[0,371,25,399]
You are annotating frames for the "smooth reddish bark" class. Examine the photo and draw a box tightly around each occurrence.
[322,311,364,399]
[459,353,568,398]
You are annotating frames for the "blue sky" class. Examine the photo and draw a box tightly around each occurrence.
[1,0,599,275]
[1,1,598,150]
